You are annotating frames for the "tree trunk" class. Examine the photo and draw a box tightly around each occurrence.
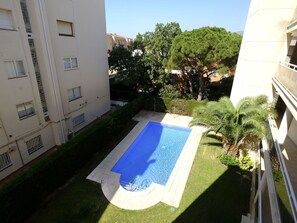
[225,144,239,157]
[188,79,193,96]
[197,74,204,101]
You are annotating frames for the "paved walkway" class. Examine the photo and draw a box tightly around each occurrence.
[87,110,206,210]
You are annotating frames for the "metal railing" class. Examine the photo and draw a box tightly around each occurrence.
[273,140,297,222]
[268,118,297,222]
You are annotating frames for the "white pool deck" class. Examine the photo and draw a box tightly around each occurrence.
[87,110,206,210]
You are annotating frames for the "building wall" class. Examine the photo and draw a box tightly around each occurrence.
[230,0,296,104]
[0,0,110,181]
[107,33,133,51]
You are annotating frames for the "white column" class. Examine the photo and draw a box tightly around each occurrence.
[278,108,293,144]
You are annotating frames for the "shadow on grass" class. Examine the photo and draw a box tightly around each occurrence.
[174,168,251,223]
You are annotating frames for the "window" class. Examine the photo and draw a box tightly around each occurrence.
[0,152,12,172]
[5,60,26,78]
[0,9,13,30]
[63,57,78,70]
[72,113,85,128]
[17,101,35,119]
[57,20,73,36]
[68,86,81,101]
[26,135,43,155]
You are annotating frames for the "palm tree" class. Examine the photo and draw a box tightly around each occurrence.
[190,95,277,156]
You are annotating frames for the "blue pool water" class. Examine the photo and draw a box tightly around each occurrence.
[111,121,191,191]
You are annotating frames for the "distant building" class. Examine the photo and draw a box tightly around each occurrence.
[107,33,133,51]
[0,0,110,181]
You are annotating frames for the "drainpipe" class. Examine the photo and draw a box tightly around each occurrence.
[37,0,66,143]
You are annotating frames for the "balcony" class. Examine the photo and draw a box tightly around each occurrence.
[274,62,297,101]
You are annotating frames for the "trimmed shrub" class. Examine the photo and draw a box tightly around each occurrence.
[219,154,254,171]
[239,156,254,171]
[0,96,144,223]
[219,153,240,167]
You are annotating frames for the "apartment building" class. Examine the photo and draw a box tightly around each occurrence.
[0,0,110,181]
[107,33,133,51]
[231,0,297,222]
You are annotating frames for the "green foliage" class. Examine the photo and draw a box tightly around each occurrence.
[158,84,181,99]
[0,97,145,223]
[108,45,149,90]
[168,27,242,70]
[219,153,240,167]
[273,169,283,182]
[219,154,253,171]
[168,26,242,100]
[239,156,254,171]
[191,95,277,156]
[135,22,182,90]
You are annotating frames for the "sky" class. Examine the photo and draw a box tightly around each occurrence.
[105,0,251,38]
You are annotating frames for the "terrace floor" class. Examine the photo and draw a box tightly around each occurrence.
[87,110,206,210]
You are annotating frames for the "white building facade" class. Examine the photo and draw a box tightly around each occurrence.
[0,0,110,180]
[231,0,297,222]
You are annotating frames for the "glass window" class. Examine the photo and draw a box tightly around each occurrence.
[0,9,13,30]
[63,58,71,70]
[26,135,43,155]
[71,58,78,68]
[63,57,78,70]
[72,113,85,128]
[68,86,81,101]
[0,152,12,171]
[17,101,35,119]
[5,60,26,78]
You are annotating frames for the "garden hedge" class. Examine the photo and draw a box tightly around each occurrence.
[0,96,144,223]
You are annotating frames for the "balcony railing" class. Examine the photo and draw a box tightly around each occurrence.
[268,118,297,222]
[275,62,297,100]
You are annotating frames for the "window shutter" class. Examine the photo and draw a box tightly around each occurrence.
[57,20,73,36]
[0,9,13,29]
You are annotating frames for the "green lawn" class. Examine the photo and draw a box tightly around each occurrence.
[27,122,250,223]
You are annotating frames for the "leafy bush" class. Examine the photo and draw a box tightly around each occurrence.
[0,96,144,223]
[219,153,240,167]
[219,154,254,171]
[158,84,181,99]
[239,156,254,171]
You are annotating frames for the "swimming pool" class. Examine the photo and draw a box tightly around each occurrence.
[111,121,192,191]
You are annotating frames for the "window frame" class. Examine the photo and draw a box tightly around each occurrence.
[63,57,78,71]
[0,152,12,172]
[4,60,27,79]
[68,86,82,102]
[57,20,74,37]
[26,135,43,155]
[0,8,14,31]
[16,101,35,120]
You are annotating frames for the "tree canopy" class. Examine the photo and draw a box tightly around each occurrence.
[134,22,182,89]
[168,27,242,99]
[108,45,149,90]
[108,25,242,100]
